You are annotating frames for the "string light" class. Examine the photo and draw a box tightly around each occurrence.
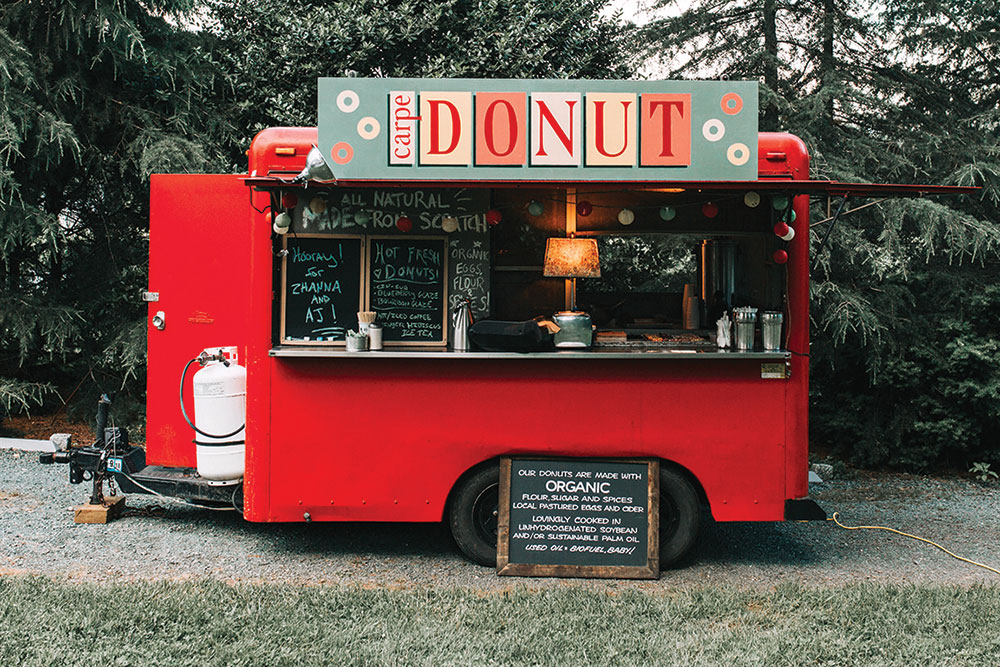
[577,200,593,217]
[618,209,635,225]
[396,216,413,232]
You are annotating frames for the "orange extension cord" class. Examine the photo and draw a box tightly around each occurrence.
[830,512,1000,577]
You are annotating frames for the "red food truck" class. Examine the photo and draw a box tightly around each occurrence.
[43,78,970,572]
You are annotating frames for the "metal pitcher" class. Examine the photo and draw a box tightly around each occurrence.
[452,298,473,351]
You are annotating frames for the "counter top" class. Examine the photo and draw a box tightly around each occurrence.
[269,346,791,360]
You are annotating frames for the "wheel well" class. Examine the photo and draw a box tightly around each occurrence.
[659,458,710,508]
[442,456,709,520]
[442,457,500,522]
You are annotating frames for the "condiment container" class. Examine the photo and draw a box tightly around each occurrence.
[368,323,383,350]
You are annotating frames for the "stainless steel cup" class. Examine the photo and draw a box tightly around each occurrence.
[734,308,757,351]
[762,311,783,351]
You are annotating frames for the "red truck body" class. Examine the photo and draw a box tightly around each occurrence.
[147,128,812,528]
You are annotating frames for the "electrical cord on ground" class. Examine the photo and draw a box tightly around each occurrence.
[830,512,1000,576]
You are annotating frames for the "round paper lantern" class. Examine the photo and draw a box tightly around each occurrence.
[702,202,719,218]
[280,192,298,209]
[659,206,677,221]
[528,200,544,216]
[354,210,372,225]
[577,200,593,217]
[772,249,789,264]
[485,209,502,226]
[618,208,635,225]
[442,216,459,233]
[273,212,292,229]
[771,195,789,211]
[309,197,327,214]
[396,216,413,233]
[743,191,761,208]
[773,222,790,237]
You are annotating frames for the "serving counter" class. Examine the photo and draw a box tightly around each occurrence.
[269,346,791,360]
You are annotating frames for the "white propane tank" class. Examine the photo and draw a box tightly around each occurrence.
[192,347,246,481]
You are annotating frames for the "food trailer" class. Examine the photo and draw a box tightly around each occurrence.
[43,78,972,573]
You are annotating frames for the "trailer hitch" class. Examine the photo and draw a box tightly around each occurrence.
[39,393,146,505]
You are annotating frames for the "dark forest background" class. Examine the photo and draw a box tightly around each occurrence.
[1,0,997,470]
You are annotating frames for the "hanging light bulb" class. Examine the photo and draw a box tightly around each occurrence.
[528,200,544,216]
[577,200,593,217]
[744,191,761,208]
[485,209,502,226]
[771,195,789,211]
[442,216,459,233]
[772,249,789,264]
[280,192,299,209]
[309,198,326,215]
[659,206,676,221]
[618,209,635,225]
[274,211,292,229]
[702,202,719,218]
[354,210,372,225]
[396,216,413,232]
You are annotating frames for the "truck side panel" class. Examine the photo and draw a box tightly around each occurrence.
[263,358,787,523]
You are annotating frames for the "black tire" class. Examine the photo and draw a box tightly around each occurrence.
[448,464,500,566]
[659,466,701,568]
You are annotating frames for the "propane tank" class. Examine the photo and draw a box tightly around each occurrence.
[191,347,246,482]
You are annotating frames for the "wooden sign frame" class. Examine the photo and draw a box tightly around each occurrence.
[364,235,449,347]
[280,233,366,345]
[497,457,660,579]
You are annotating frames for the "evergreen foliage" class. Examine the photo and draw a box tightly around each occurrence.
[646,0,1000,468]
[0,0,233,424]
[207,0,638,167]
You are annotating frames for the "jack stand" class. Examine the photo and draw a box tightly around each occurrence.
[71,393,126,524]
[74,495,126,524]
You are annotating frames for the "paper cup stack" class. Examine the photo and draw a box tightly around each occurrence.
[682,284,701,330]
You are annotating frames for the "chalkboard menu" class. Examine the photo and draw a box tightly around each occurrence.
[281,235,364,343]
[498,458,659,579]
[291,187,491,325]
[366,236,448,345]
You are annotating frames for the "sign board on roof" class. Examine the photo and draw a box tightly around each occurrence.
[317,78,758,182]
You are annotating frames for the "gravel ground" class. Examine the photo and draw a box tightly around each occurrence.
[1,448,997,588]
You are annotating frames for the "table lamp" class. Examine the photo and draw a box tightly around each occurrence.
[543,237,601,347]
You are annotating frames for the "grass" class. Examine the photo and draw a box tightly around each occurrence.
[1,577,999,665]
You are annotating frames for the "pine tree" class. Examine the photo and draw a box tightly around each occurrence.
[0,1,234,423]
[645,0,1000,467]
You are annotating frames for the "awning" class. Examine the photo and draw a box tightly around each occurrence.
[243,176,978,198]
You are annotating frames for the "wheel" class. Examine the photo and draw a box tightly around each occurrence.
[658,466,701,568]
[448,464,500,566]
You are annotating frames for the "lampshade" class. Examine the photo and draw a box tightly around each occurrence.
[543,238,601,278]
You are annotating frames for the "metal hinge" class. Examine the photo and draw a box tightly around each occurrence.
[141,291,159,302]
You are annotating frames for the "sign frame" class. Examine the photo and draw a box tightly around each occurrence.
[364,235,449,347]
[280,233,366,346]
[497,457,660,579]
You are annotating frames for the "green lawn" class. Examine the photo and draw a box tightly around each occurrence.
[2,577,998,665]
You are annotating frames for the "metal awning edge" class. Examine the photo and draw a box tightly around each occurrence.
[241,176,978,197]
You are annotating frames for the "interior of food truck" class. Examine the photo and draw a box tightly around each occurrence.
[269,182,794,353]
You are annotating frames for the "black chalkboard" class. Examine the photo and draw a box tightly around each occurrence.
[498,458,659,579]
[366,236,448,345]
[281,235,364,343]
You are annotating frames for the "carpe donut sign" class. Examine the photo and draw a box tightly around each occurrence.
[318,78,758,182]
